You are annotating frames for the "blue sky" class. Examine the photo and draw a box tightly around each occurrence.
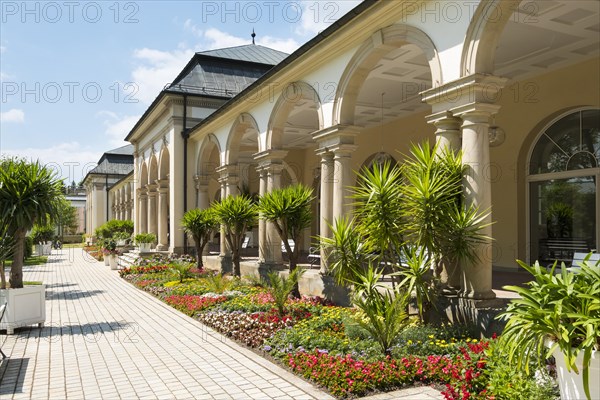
[1,0,360,183]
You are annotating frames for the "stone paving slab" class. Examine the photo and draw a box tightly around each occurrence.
[0,249,442,399]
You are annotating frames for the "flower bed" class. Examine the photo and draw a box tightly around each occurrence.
[119,262,558,399]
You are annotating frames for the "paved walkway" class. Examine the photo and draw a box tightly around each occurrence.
[0,249,442,399]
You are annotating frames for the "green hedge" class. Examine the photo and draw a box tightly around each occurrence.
[94,219,134,239]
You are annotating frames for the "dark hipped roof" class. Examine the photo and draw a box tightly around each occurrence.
[166,45,289,97]
[126,45,289,141]
[198,44,289,65]
[83,145,134,182]
[104,144,134,156]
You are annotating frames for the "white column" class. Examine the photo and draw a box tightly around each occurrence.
[138,188,148,233]
[317,150,334,272]
[156,180,169,251]
[195,174,210,210]
[455,104,500,299]
[147,184,158,239]
[257,167,268,263]
[266,163,284,265]
[331,145,357,220]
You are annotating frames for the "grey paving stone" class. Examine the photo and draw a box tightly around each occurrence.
[0,249,441,400]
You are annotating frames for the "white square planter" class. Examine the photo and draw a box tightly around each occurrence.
[108,255,119,270]
[0,284,46,334]
[138,243,153,253]
[555,349,599,400]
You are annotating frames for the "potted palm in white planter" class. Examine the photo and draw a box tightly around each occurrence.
[498,255,600,400]
[134,233,156,253]
[0,158,62,334]
[102,239,120,270]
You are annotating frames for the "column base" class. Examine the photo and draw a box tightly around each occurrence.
[460,289,497,300]
[156,244,168,251]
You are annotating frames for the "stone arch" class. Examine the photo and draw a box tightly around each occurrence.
[225,113,260,165]
[148,154,158,186]
[139,161,148,189]
[334,24,442,126]
[460,0,521,76]
[158,147,169,180]
[267,81,323,150]
[197,133,222,175]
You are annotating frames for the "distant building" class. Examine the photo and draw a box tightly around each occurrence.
[82,144,134,236]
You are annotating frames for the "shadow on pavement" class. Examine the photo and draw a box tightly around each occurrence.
[0,357,29,395]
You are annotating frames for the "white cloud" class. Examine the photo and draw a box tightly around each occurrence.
[183,19,203,38]
[97,111,141,146]
[131,47,195,105]
[0,108,25,123]
[1,142,103,183]
[204,28,300,54]
[295,0,361,37]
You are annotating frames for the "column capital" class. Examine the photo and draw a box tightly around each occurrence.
[330,144,358,158]
[146,184,158,194]
[194,174,210,187]
[421,73,508,114]
[312,124,359,149]
[216,164,238,177]
[253,149,288,164]
[155,179,169,190]
[137,187,147,197]
[452,103,501,123]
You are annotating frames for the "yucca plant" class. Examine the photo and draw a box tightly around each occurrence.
[349,265,409,356]
[212,195,258,277]
[258,184,314,272]
[498,256,600,400]
[319,216,373,286]
[204,273,233,294]
[181,208,219,268]
[393,245,436,323]
[0,157,64,288]
[265,268,305,316]
[169,261,194,283]
[0,222,15,289]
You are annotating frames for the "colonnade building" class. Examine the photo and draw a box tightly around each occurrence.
[105,0,598,299]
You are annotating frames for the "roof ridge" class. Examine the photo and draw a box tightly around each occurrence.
[197,43,288,56]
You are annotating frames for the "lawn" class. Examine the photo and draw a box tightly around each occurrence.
[117,257,559,400]
[4,255,48,267]
[63,243,84,248]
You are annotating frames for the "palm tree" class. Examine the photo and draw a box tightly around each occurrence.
[181,208,218,268]
[212,195,257,277]
[0,222,15,289]
[0,158,64,288]
[258,184,314,272]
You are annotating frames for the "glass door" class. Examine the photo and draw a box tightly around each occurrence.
[530,176,597,266]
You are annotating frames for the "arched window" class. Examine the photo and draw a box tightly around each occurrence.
[528,109,599,266]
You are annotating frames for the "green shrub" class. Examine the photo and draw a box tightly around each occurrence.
[484,340,559,400]
[24,236,33,259]
[95,219,134,239]
[31,225,54,243]
[265,268,305,316]
[169,261,194,283]
[204,273,234,294]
